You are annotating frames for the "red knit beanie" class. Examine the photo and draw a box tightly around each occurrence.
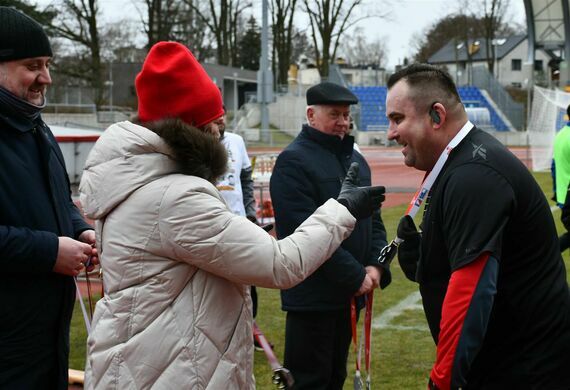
[136,41,223,128]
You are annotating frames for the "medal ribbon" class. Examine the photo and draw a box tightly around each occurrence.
[351,291,374,389]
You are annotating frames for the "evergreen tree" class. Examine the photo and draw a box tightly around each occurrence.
[0,0,57,30]
[237,15,260,70]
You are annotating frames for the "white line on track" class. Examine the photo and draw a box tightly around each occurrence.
[373,291,428,331]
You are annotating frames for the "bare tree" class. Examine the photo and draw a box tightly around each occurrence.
[45,0,105,107]
[101,20,147,63]
[302,0,388,78]
[456,1,480,84]
[412,13,482,63]
[341,27,387,68]
[135,0,214,61]
[478,0,510,75]
[291,28,313,66]
[185,0,251,66]
[140,0,183,49]
[413,0,513,79]
[303,0,358,78]
[271,0,297,86]
[172,1,215,62]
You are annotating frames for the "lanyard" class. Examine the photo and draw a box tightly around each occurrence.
[378,121,474,264]
[75,277,91,334]
[75,254,97,335]
[351,291,374,390]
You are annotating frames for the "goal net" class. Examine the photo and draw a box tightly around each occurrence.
[528,86,570,171]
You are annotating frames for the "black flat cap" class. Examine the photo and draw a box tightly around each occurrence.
[306,82,358,106]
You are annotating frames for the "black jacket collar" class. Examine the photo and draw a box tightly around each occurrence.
[300,124,355,156]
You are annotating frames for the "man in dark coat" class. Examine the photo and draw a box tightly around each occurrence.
[0,7,98,389]
[388,64,570,389]
[270,82,390,389]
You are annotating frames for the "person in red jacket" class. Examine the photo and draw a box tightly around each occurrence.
[387,64,570,389]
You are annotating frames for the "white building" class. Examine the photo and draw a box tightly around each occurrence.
[428,35,551,88]
[339,66,387,86]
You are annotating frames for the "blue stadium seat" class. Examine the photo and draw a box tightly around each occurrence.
[458,86,508,131]
[351,85,509,132]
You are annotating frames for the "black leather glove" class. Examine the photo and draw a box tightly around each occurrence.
[246,215,259,224]
[337,162,385,219]
[397,215,421,282]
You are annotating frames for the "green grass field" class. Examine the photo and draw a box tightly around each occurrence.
[69,171,570,389]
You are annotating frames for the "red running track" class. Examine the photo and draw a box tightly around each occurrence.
[250,145,533,210]
[76,146,533,298]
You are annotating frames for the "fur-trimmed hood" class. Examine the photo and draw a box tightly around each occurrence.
[79,119,227,220]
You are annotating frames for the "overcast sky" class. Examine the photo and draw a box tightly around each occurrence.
[353,0,527,67]
[38,0,528,69]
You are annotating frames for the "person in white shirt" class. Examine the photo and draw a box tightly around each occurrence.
[216,114,272,350]
[216,114,256,221]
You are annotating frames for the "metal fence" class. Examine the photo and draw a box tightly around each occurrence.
[472,67,524,130]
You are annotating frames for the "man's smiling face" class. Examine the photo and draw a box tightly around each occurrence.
[0,56,52,106]
[386,80,437,171]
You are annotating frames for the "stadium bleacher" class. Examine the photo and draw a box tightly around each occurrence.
[350,86,509,132]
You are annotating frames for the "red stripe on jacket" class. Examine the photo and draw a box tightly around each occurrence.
[429,252,490,390]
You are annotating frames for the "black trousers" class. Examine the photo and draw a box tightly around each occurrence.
[559,232,570,252]
[283,309,353,390]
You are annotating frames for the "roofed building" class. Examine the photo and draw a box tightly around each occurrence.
[428,35,551,88]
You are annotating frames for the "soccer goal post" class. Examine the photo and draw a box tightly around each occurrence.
[528,86,570,171]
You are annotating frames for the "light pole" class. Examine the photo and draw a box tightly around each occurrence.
[454,41,460,85]
[104,61,114,119]
[257,0,273,144]
[233,72,238,123]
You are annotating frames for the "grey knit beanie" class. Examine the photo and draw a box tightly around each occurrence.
[0,6,52,61]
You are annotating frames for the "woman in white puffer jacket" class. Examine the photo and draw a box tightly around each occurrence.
[79,42,384,389]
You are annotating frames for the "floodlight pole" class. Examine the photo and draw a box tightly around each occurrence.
[258,0,272,144]
[233,72,238,125]
[109,62,113,115]
[105,61,114,120]
[524,0,535,129]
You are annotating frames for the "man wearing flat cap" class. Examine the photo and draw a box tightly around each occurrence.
[0,7,98,389]
[270,81,391,388]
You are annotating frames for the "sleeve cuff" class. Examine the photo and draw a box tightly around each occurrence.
[33,231,59,272]
[378,263,392,289]
[348,266,367,294]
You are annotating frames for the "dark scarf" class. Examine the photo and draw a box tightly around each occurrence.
[0,86,46,121]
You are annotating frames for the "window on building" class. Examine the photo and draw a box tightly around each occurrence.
[534,60,543,71]
[511,59,522,71]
